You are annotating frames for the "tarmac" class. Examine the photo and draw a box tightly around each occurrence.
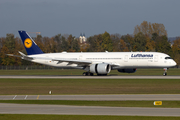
[0,94,180,100]
[0,75,180,79]
[0,103,180,116]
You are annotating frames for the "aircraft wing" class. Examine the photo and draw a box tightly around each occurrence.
[52,58,92,65]
[52,58,121,68]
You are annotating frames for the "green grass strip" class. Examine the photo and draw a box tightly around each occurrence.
[0,78,180,94]
[0,114,180,120]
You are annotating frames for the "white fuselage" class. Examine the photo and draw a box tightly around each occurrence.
[28,52,176,69]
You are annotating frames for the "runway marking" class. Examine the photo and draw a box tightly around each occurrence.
[13,95,17,100]
[24,95,28,99]
[37,95,39,99]
[0,94,177,101]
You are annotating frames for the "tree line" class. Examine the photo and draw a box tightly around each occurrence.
[0,21,180,66]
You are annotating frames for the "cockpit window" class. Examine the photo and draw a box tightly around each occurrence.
[165,57,172,60]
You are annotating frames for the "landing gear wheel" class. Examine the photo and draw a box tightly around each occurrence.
[86,72,89,76]
[83,72,86,76]
[82,72,94,76]
[90,73,94,76]
[163,73,167,76]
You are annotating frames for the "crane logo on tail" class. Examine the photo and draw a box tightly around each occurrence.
[24,38,32,48]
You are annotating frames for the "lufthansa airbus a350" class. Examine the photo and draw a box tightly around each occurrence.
[7,31,177,76]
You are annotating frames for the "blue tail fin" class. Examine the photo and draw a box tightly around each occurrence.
[18,31,43,55]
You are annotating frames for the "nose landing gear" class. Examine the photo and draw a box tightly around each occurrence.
[163,68,168,76]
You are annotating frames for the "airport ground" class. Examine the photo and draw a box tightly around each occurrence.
[0,69,180,119]
[0,78,180,94]
[1,114,180,120]
[0,68,180,76]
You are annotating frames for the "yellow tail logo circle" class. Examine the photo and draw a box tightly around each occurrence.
[24,38,32,48]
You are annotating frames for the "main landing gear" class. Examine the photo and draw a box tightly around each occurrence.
[82,72,108,76]
[163,68,168,76]
[82,72,94,76]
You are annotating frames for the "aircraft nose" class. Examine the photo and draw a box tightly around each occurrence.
[172,60,177,66]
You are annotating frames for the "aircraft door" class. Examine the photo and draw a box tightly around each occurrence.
[79,55,83,60]
[124,55,128,62]
[154,55,158,62]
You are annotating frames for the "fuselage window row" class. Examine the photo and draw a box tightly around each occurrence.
[86,58,122,60]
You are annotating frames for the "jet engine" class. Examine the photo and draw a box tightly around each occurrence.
[117,68,136,73]
[90,63,111,75]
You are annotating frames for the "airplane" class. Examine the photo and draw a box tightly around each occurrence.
[7,30,177,76]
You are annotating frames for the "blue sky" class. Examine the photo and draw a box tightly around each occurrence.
[0,0,180,38]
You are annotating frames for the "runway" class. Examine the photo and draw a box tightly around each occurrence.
[1,94,180,100]
[1,75,180,79]
[1,76,180,116]
[0,103,180,116]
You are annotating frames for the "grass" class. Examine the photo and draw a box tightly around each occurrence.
[1,69,180,118]
[0,114,180,120]
[0,100,180,108]
[0,68,180,75]
[0,79,180,95]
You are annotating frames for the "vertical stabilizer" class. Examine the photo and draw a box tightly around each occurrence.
[18,31,43,55]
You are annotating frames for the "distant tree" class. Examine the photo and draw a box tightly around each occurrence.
[145,37,155,52]
[67,34,75,52]
[134,21,167,37]
[101,31,113,52]
[4,34,16,53]
[34,35,44,52]
[133,32,147,51]
[120,34,134,51]
[171,38,180,65]
[155,35,171,54]
[15,37,24,65]
[0,34,17,65]
[73,38,80,52]
[151,33,159,41]
[134,21,149,36]
[80,43,89,52]
[87,34,103,52]
[0,45,12,65]
[0,37,5,65]
[87,36,97,52]
[54,34,62,52]
[96,34,104,52]
[119,39,129,52]
[65,34,80,52]
[152,23,167,36]
[43,37,56,53]
[0,37,4,50]
[110,34,121,52]
[61,36,68,51]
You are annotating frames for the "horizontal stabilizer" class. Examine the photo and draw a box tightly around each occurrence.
[6,54,22,58]
[7,52,33,60]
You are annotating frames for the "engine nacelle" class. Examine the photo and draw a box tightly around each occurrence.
[117,68,137,73]
[90,63,111,74]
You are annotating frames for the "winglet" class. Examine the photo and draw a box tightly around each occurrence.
[18,31,43,55]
